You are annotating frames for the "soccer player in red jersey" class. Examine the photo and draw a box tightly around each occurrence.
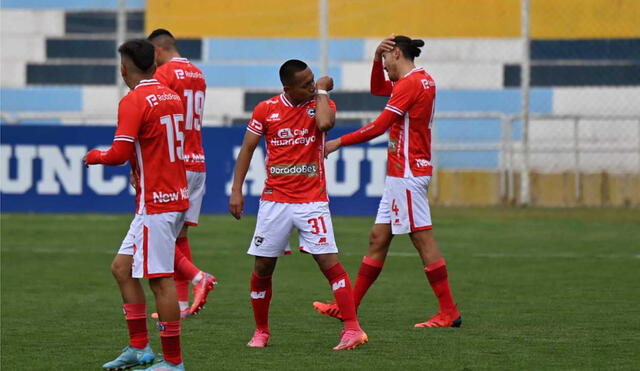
[147,29,216,319]
[229,60,368,350]
[84,39,188,370]
[313,35,462,328]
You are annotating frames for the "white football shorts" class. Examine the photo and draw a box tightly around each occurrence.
[184,170,206,226]
[118,210,185,278]
[375,176,433,235]
[118,213,142,256]
[247,201,339,258]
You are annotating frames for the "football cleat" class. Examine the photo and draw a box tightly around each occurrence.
[102,343,155,370]
[151,309,191,320]
[414,308,462,328]
[247,329,270,347]
[333,329,368,350]
[189,273,217,316]
[312,301,343,320]
[140,360,185,370]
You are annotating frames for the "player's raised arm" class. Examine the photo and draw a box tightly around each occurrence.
[324,108,401,156]
[315,76,336,132]
[371,35,396,97]
[229,131,261,220]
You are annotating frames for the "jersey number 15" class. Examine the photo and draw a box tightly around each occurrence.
[160,114,185,162]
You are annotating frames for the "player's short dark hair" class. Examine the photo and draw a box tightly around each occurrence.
[147,28,177,51]
[117,39,155,73]
[393,35,425,60]
[279,59,308,86]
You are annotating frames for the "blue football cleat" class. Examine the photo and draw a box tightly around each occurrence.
[140,360,185,370]
[102,343,155,370]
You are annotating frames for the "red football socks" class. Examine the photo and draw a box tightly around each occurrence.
[353,256,384,308]
[123,303,148,349]
[424,258,456,313]
[158,320,182,365]
[174,241,200,283]
[322,262,360,331]
[250,272,272,332]
[174,237,193,303]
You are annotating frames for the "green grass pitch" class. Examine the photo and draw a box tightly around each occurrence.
[1,208,639,370]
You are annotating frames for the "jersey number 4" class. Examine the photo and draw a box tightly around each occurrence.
[184,89,205,131]
[160,114,185,162]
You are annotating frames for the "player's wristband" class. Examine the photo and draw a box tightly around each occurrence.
[317,89,329,96]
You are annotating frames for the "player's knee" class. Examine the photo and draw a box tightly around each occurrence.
[148,277,173,295]
[111,259,131,281]
[369,229,387,250]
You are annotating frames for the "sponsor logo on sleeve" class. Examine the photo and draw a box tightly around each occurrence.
[175,69,185,80]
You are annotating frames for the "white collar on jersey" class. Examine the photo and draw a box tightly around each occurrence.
[280,93,312,107]
[171,57,190,63]
[135,79,160,89]
[403,66,424,78]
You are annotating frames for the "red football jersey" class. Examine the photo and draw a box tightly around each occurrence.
[155,57,207,172]
[382,67,436,177]
[247,94,336,203]
[115,78,189,214]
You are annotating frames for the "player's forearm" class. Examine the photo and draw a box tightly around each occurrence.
[315,94,335,132]
[86,141,133,166]
[371,60,393,97]
[231,146,256,192]
[340,109,397,146]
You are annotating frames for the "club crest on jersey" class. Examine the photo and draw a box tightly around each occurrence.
[306,107,315,118]
[174,69,185,80]
[254,236,264,246]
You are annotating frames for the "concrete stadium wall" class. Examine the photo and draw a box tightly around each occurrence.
[431,171,640,207]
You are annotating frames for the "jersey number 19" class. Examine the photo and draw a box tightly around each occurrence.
[184,89,205,131]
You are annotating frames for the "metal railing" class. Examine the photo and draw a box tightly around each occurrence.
[2,111,638,205]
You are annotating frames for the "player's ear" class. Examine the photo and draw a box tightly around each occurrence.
[120,63,126,79]
[394,47,402,60]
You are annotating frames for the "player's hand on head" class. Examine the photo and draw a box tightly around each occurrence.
[324,138,342,156]
[316,76,334,92]
[229,191,244,220]
[375,34,396,59]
